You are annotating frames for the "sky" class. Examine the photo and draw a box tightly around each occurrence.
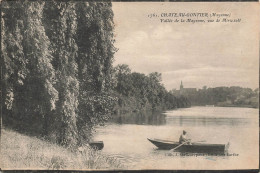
[112,2,259,90]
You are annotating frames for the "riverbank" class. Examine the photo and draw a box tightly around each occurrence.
[0,128,122,170]
[190,103,258,109]
[216,103,259,109]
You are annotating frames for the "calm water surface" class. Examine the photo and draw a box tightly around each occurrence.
[94,107,259,169]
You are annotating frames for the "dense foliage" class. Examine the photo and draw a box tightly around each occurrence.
[1,1,59,135]
[113,64,190,114]
[75,2,117,144]
[1,1,117,148]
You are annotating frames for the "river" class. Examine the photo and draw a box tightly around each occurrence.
[93,106,259,170]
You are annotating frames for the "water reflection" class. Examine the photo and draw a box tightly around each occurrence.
[110,111,167,125]
[110,109,251,127]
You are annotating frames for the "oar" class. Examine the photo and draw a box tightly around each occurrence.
[170,140,190,151]
[170,140,206,152]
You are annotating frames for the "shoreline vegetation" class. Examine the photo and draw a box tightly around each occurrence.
[1,128,123,170]
[112,64,191,115]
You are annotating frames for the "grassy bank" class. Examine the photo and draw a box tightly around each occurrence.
[0,128,123,170]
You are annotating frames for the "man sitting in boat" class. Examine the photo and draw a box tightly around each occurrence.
[179,130,191,144]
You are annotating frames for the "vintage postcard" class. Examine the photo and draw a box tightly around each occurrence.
[0,1,259,171]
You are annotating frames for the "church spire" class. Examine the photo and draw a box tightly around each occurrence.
[180,81,183,90]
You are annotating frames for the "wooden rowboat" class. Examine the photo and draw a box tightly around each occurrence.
[147,138,228,154]
[89,141,104,150]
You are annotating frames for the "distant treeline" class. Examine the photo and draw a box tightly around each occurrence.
[172,86,259,108]
[1,1,117,148]
[112,64,190,114]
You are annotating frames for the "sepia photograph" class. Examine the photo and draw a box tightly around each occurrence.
[0,1,259,171]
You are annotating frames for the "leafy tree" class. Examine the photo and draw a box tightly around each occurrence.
[1,1,27,118]
[114,64,133,96]
[75,2,117,144]
[43,1,79,147]
[22,1,58,135]
[1,1,58,136]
